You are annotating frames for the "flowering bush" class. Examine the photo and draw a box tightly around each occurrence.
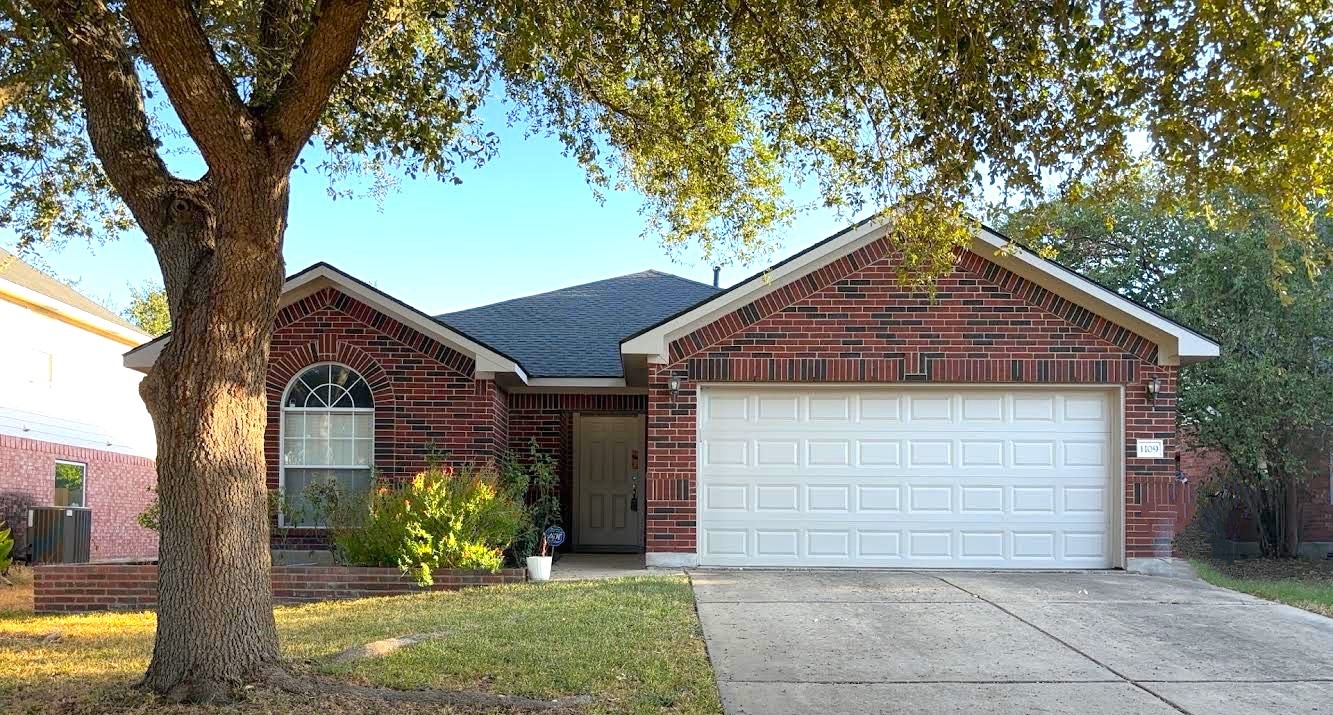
[331,465,523,585]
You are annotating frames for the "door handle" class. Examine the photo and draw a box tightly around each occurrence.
[630,473,639,512]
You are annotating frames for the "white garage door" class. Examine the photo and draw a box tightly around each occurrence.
[697,387,1115,568]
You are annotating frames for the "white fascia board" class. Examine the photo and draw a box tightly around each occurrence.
[974,228,1219,364]
[124,265,530,381]
[621,217,892,362]
[525,377,627,388]
[619,218,1219,368]
[1,278,150,346]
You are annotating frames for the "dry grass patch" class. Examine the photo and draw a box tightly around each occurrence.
[0,575,720,715]
[0,565,33,616]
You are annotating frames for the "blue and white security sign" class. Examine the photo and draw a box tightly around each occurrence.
[543,525,566,548]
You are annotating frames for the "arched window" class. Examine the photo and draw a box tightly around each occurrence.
[280,363,374,527]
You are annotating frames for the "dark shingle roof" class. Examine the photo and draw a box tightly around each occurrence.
[0,247,146,334]
[437,270,719,378]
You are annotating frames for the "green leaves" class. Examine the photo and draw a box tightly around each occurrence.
[123,281,170,336]
[331,465,525,585]
[1004,178,1333,556]
[0,523,12,575]
[4,0,1332,278]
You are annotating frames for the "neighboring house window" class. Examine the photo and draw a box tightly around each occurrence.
[280,363,374,527]
[54,461,87,507]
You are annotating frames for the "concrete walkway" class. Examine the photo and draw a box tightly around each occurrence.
[691,570,1333,715]
[548,553,663,580]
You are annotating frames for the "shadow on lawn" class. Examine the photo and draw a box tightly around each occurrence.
[0,576,722,715]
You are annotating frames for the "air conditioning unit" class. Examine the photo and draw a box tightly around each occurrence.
[28,506,92,564]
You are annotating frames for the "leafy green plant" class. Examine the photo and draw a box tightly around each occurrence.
[137,488,160,532]
[1005,183,1333,557]
[331,465,524,585]
[500,444,563,563]
[0,522,13,575]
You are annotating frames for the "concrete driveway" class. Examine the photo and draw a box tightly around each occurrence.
[691,570,1333,715]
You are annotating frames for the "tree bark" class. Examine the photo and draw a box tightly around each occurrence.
[138,176,289,702]
[34,0,367,700]
[1284,471,1301,558]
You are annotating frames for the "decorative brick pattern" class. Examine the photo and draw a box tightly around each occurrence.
[647,244,1180,560]
[33,562,525,613]
[0,434,157,560]
[508,393,647,533]
[265,287,509,548]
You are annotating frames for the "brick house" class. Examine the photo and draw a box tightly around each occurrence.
[125,219,1219,571]
[0,248,158,560]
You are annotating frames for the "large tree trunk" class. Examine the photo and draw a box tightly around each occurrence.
[139,179,289,702]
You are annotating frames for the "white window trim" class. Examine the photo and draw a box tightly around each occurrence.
[54,459,88,508]
[278,362,375,529]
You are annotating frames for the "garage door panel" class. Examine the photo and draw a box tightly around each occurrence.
[699,392,1109,428]
[698,387,1115,568]
[699,438,1111,474]
[700,523,1114,566]
[698,480,1108,520]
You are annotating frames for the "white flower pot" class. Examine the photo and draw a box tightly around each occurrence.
[526,555,553,581]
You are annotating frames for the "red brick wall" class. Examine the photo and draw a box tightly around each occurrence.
[508,393,647,537]
[265,287,509,547]
[0,434,157,560]
[1180,436,1333,543]
[33,562,525,613]
[1305,448,1333,542]
[647,239,1180,560]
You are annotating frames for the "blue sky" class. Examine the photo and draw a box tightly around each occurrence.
[5,108,866,317]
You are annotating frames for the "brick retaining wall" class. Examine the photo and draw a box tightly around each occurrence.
[33,562,526,614]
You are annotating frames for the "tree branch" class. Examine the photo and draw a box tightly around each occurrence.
[261,0,370,169]
[29,0,173,225]
[254,0,302,101]
[124,0,262,173]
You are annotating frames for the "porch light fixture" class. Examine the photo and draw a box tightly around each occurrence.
[1146,376,1164,402]
[667,377,682,398]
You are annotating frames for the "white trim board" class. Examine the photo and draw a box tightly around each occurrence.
[621,221,1219,367]
[0,277,149,346]
[123,264,529,382]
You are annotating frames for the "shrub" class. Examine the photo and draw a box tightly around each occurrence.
[331,465,524,585]
[0,522,12,574]
[500,445,562,563]
[0,492,34,558]
[137,488,160,531]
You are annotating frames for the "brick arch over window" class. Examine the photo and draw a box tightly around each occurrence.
[267,342,396,410]
[265,343,398,496]
[264,287,509,550]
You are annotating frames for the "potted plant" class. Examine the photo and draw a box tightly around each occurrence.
[526,534,553,581]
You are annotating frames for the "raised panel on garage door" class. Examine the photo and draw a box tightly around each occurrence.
[696,387,1114,568]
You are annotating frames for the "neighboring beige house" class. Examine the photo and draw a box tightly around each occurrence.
[0,248,158,559]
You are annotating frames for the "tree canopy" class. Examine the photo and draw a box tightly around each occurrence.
[4,1,1331,275]
[1002,176,1333,557]
[123,282,170,336]
[7,0,1333,699]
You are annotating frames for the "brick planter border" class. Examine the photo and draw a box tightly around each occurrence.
[33,562,527,614]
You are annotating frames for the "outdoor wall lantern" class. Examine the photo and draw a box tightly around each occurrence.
[1146,376,1164,402]
[667,377,682,399]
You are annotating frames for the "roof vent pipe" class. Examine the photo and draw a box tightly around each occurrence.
[712,266,721,288]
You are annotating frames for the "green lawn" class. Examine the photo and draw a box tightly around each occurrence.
[0,576,722,715]
[1193,560,1333,618]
